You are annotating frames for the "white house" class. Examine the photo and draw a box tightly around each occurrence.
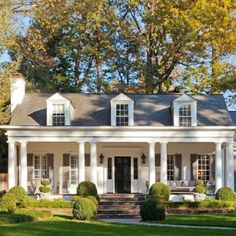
[1,77,236,195]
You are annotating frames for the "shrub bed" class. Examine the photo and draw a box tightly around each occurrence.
[72,198,96,220]
[167,199,234,209]
[21,197,72,208]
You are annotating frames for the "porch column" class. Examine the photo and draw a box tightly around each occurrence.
[160,142,167,184]
[78,142,85,183]
[90,142,97,186]
[19,142,28,191]
[148,142,156,187]
[8,142,17,189]
[215,142,223,191]
[226,142,234,190]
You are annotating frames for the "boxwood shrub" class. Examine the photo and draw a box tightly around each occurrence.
[140,197,165,221]
[0,193,17,213]
[39,186,51,193]
[149,182,170,201]
[215,187,235,201]
[77,181,98,199]
[72,198,96,220]
[9,186,27,202]
[72,195,98,207]
[194,186,206,194]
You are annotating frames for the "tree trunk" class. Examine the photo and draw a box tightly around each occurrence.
[211,45,219,94]
[96,57,102,93]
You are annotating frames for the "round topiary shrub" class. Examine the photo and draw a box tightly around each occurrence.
[194,186,206,194]
[41,180,50,186]
[9,186,27,202]
[39,186,51,193]
[0,192,17,213]
[77,181,98,198]
[72,198,96,220]
[140,198,165,221]
[148,182,170,201]
[215,187,235,201]
[196,180,204,186]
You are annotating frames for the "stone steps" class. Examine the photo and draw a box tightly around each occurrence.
[97,194,145,219]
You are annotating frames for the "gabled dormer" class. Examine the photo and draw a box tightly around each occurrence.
[110,93,134,126]
[173,94,197,127]
[46,93,74,126]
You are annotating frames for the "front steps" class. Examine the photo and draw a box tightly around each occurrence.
[97,194,145,219]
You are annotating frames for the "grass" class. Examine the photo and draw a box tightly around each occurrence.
[0,215,235,236]
[0,209,53,225]
[161,212,236,227]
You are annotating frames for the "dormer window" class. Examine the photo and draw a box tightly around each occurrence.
[116,104,129,126]
[47,93,75,126]
[173,94,197,127]
[179,104,191,126]
[52,104,65,126]
[110,93,134,126]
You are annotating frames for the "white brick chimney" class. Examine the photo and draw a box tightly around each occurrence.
[11,76,25,112]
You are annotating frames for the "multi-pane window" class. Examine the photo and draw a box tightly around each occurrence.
[116,104,129,126]
[133,158,138,180]
[179,104,192,126]
[52,104,65,126]
[70,155,78,185]
[197,155,210,181]
[34,155,48,179]
[167,155,175,181]
[107,158,112,180]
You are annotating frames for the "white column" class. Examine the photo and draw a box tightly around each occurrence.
[215,142,223,191]
[8,142,17,190]
[148,142,156,188]
[160,142,167,184]
[226,142,234,190]
[19,142,27,191]
[78,142,85,183]
[90,142,97,186]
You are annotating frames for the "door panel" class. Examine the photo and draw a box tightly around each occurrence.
[115,157,131,193]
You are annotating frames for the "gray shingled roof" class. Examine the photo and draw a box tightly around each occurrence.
[229,111,236,125]
[10,93,233,126]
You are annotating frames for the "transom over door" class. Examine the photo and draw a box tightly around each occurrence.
[115,157,131,193]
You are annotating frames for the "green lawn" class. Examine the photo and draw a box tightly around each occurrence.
[0,215,236,236]
[162,213,236,227]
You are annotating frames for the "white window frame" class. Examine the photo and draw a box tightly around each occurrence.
[33,154,48,179]
[167,154,175,181]
[116,104,129,126]
[52,104,65,126]
[70,155,78,185]
[197,154,211,182]
[179,104,192,127]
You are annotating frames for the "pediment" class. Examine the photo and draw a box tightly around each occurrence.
[174,94,197,103]
[111,93,133,102]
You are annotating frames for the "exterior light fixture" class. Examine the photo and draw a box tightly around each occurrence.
[99,153,104,164]
[141,153,146,164]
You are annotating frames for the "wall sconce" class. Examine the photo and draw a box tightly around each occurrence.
[99,153,104,164]
[141,153,146,164]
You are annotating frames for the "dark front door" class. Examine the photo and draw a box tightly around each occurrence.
[115,157,131,193]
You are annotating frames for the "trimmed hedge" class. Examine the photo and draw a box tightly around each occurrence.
[149,182,170,201]
[196,180,204,186]
[9,186,27,202]
[77,181,98,199]
[215,187,235,201]
[72,198,96,220]
[39,186,51,193]
[41,180,50,186]
[140,197,165,221]
[72,195,98,207]
[0,193,17,213]
[21,197,72,208]
[194,186,206,194]
[167,199,234,209]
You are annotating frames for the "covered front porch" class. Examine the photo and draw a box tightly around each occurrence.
[7,137,235,195]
